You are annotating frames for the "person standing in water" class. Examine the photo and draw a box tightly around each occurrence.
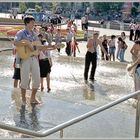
[14,16,56,104]
[84,31,109,83]
[127,40,140,107]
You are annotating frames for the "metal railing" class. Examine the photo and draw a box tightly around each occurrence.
[0,90,140,138]
[0,48,12,52]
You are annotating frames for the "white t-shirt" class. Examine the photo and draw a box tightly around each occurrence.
[81,17,86,24]
[39,42,51,60]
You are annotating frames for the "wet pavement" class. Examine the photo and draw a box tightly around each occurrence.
[0,25,138,138]
[0,39,137,138]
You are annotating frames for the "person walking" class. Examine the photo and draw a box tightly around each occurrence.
[65,28,74,56]
[84,31,109,83]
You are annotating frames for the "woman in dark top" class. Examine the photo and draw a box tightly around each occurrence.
[101,35,108,60]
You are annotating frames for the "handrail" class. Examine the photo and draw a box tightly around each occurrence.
[0,48,12,52]
[0,90,140,137]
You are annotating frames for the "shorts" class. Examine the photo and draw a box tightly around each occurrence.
[109,47,116,54]
[20,57,40,89]
[39,59,51,78]
[13,68,20,80]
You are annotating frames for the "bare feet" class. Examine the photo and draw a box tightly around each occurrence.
[22,100,26,106]
[41,87,44,92]
[47,88,51,92]
[30,98,41,104]
[21,95,26,105]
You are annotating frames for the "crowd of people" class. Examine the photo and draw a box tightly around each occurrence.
[11,15,140,108]
[129,22,140,41]
[13,16,57,104]
[12,15,81,104]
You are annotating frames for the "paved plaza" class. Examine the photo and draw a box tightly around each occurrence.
[0,14,138,138]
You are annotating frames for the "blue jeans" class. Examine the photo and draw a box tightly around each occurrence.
[119,49,125,62]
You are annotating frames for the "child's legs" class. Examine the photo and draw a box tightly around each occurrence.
[113,53,115,61]
[46,73,50,89]
[41,78,44,88]
[113,47,116,61]
[14,80,18,88]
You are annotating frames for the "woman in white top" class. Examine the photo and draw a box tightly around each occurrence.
[38,34,53,92]
[129,22,135,41]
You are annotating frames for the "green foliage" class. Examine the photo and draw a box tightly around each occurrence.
[94,3,110,12]
[19,3,27,13]
[94,2,124,12]
[0,18,23,23]
[52,2,58,13]
[81,2,90,10]
[35,4,42,12]
[133,2,139,8]
[131,7,138,15]
[25,2,36,9]
[59,2,67,8]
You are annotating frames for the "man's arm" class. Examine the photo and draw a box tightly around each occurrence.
[41,44,57,52]
[127,57,140,72]
[130,45,135,56]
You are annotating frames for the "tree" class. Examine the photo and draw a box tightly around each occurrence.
[131,7,138,16]
[94,3,110,12]
[60,2,68,8]
[35,4,42,12]
[133,2,139,8]
[93,2,123,12]
[109,2,123,11]
[19,3,27,13]
[25,2,36,9]
[52,2,58,14]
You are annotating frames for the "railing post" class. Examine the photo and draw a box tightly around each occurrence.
[135,99,140,138]
[106,22,110,29]
[60,129,63,138]
[120,23,124,30]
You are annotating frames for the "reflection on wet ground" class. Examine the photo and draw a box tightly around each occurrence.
[50,56,134,109]
[0,41,136,138]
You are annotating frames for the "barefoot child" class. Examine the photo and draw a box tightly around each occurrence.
[70,36,80,57]
[12,45,21,88]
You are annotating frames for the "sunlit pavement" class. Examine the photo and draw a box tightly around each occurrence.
[0,15,138,138]
[0,45,137,138]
